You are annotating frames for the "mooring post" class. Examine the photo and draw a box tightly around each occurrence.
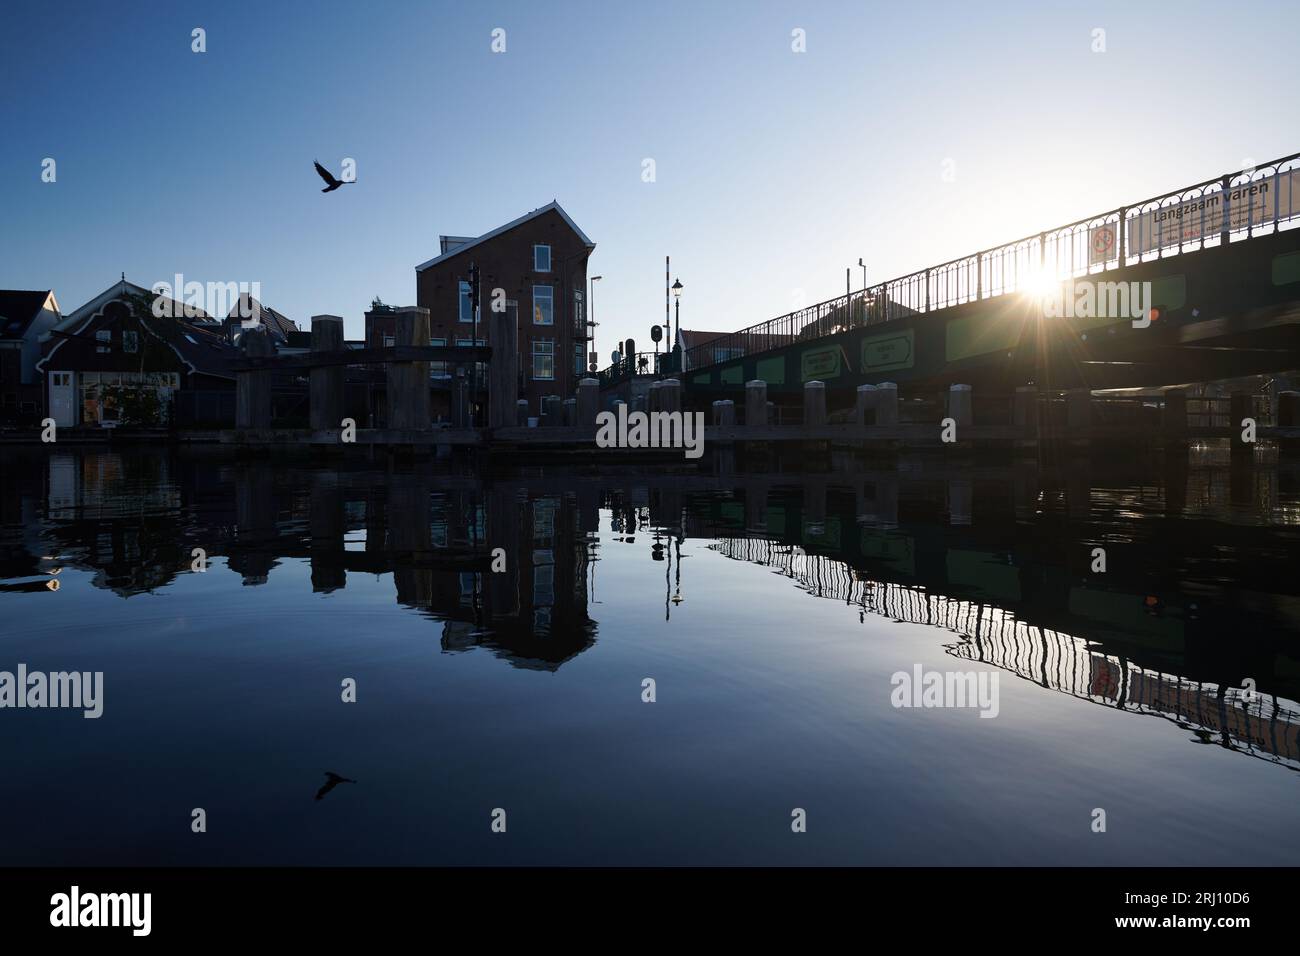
[660,378,682,414]
[387,307,431,431]
[855,384,877,428]
[712,399,735,427]
[576,377,599,429]
[746,380,767,428]
[309,315,345,432]
[236,327,274,430]
[803,380,826,427]
[562,397,576,426]
[487,302,519,429]
[648,381,662,414]
[948,384,973,427]
[876,382,899,425]
[516,399,529,426]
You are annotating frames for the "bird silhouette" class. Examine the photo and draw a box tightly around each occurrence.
[314,771,357,801]
[313,160,353,193]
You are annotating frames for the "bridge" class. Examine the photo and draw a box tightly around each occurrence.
[675,153,1300,401]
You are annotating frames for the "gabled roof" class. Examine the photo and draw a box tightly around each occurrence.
[225,293,298,340]
[0,290,57,340]
[415,201,595,272]
[38,278,238,380]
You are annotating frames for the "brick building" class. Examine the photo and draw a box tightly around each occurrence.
[415,201,595,417]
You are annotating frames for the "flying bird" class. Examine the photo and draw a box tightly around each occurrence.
[313,160,353,193]
[314,771,357,801]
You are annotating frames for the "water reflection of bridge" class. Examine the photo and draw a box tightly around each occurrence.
[707,534,1300,772]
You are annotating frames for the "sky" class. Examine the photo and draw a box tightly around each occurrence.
[2,0,1297,353]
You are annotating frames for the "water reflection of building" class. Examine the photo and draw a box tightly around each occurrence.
[704,532,1300,773]
[3,450,599,671]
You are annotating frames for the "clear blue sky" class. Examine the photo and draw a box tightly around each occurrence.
[3,0,1296,350]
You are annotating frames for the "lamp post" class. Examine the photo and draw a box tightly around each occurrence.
[859,258,867,292]
[588,275,602,373]
[671,277,682,368]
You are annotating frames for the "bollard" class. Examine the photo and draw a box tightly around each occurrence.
[562,397,576,427]
[516,399,529,426]
[309,315,345,432]
[712,400,735,427]
[660,378,682,414]
[746,380,768,428]
[947,384,973,427]
[855,384,877,427]
[576,378,599,428]
[875,382,899,425]
[648,381,662,414]
[803,380,826,427]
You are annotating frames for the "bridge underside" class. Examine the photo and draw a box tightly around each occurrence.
[682,229,1300,401]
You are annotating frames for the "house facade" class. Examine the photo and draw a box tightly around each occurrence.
[37,279,239,428]
[0,290,61,426]
[415,201,595,416]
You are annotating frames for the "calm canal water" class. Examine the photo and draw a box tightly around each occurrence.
[1,446,1297,865]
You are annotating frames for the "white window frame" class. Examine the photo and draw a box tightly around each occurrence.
[532,339,554,380]
[95,329,111,353]
[532,285,553,326]
[122,330,139,354]
[534,244,551,272]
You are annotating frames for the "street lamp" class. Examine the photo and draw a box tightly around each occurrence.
[858,258,867,292]
[588,275,602,373]
[671,278,683,360]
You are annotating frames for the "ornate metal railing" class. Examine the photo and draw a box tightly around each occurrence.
[685,151,1300,372]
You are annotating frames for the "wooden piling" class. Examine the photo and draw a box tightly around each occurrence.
[487,302,519,429]
[746,380,767,427]
[236,328,274,429]
[387,307,431,430]
[803,380,827,427]
[309,315,345,432]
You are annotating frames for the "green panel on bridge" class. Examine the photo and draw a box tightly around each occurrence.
[1274,251,1300,285]
[801,344,844,382]
[767,504,786,535]
[756,356,785,384]
[1150,274,1186,312]
[692,371,712,385]
[721,364,744,385]
[861,328,915,372]
[945,309,1023,362]
[803,517,841,551]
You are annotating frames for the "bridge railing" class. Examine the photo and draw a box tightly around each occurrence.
[685,151,1300,373]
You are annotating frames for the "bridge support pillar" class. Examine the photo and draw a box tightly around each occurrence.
[876,382,899,425]
[388,307,431,431]
[309,315,345,432]
[576,378,599,428]
[947,384,973,427]
[236,328,275,430]
[1066,388,1092,430]
[803,380,826,427]
[855,384,877,427]
[712,400,735,427]
[1162,389,1187,441]
[745,380,767,427]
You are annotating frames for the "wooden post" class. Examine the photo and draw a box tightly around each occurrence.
[875,382,899,425]
[660,378,682,414]
[387,307,431,431]
[712,400,735,426]
[236,328,274,430]
[576,378,599,428]
[803,380,826,427]
[648,381,662,413]
[487,302,518,429]
[516,399,529,425]
[948,384,973,427]
[562,398,576,426]
[855,384,877,427]
[745,380,767,427]
[309,315,344,432]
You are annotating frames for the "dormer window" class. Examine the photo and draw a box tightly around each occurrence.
[534,244,551,272]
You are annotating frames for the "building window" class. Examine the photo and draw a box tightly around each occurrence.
[534,244,551,272]
[123,330,139,353]
[459,280,473,322]
[382,333,395,347]
[532,340,554,380]
[532,285,553,325]
[575,343,584,376]
[574,290,583,327]
[95,329,111,353]
[430,337,448,378]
